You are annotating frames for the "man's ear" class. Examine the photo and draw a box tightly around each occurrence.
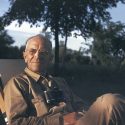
[23,51,27,63]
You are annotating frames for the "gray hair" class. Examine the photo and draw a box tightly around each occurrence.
[25,34,52,53]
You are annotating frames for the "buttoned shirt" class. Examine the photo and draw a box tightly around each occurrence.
[4,68,86,125]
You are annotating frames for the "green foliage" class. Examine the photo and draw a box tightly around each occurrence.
[4,0,125,36]
[0,30,14,58]
[0,30,14,46]
[0,22,23,59]
[59,48,90,65]
[0,16,21,58]
[91,22,125,66]
[58,64,125,102]
[3,0,125,72]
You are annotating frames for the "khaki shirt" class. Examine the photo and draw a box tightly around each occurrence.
[4,68,86,125]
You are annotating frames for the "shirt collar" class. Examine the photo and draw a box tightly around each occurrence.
[24,67,41,82]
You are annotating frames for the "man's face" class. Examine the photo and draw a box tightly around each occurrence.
[23,38,51,74]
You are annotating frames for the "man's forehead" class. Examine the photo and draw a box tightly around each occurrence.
[26,38,45,48]
[25,35,52,52]
[27,37,44,44]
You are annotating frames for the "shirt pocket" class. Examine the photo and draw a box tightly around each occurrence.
[32,97,48,117]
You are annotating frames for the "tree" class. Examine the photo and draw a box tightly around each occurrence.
[0,18,16,58]
[0,17,23,59]
[3,0,125,72]
[91,21,125,66]
[0,30,22,59]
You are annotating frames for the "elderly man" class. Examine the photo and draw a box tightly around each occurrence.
[4,34,125,125]
[4,34,86,125]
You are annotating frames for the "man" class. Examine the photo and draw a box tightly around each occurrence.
[4,34,86,125]
[4,34,125,125]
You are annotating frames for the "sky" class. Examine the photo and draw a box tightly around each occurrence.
[0,0,125,50]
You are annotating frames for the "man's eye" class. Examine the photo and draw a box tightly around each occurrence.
[39,51,48,56]
[40,51,48,55]
[26,49,48,56]
[28,49,37,54]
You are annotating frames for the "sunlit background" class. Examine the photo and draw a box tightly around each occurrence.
[0,0,125,50]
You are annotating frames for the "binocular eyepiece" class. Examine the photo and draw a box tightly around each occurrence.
[44,87,66,106]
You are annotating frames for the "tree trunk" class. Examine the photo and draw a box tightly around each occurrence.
[62,33,68,66]
[54,26,59,75]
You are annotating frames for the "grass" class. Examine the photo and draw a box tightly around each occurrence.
[57,64,125,104]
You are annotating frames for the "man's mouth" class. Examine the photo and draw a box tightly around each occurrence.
[31,62,41,63]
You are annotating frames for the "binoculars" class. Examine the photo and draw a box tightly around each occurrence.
[44,87,66,106]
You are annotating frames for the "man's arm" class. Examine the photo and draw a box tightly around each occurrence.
[61,78,89,112]
[4,78,63,125]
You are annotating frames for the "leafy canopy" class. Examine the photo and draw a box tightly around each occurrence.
[3,0,125,37]
[92,22,125,66]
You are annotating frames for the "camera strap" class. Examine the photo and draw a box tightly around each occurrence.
[22,71,60,93]
[22,71,46,93]
[40,75,59,91]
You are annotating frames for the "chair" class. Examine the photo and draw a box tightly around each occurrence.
[0,75,7,125]
[0,59,25,125]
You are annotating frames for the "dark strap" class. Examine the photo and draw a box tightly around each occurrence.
[23,71,59,91]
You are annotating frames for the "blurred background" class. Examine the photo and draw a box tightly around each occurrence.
[0,0,125,103]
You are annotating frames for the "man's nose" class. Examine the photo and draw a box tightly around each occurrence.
[34,51,41,59]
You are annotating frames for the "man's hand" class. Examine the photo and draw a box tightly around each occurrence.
[49,102,66,115]
[63,112,84,125]
[63,112,77,125]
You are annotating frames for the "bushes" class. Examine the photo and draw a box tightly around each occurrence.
[58,64,125,103]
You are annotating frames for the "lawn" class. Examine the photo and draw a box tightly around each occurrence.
[58,64,125,104]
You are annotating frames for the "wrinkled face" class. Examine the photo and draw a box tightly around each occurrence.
[23,37,52,74]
